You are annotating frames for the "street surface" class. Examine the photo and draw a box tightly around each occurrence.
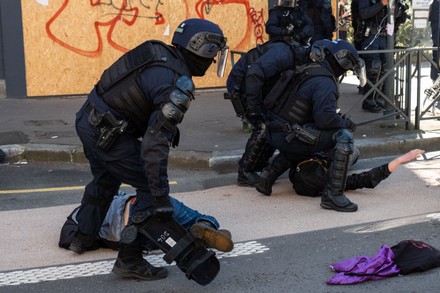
[1,153,440,292]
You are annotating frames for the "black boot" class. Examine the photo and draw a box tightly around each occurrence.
[68,231,99,254]
[362,97,382,113]
[112,244,168,280]
[255,154,291,196]
[237,168,260,187]
[320,130,358,212]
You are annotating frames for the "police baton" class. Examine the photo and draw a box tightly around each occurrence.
[354,110,401,126]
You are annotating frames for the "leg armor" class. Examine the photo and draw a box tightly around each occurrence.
[320,129,358,212]
[121,212,220,286]
[240,124,275,172]
[367,59,382,81]
[362,59,383,112]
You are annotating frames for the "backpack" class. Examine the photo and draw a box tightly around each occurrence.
[289,157,328,197]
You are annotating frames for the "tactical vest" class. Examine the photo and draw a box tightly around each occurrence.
[233,38,309,92]
[96,40,190,134]
[265,63,335,124]
[307,0,323,25]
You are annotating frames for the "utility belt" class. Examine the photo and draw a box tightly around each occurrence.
[224,90,247,118]
[85,104,130,151]
[363,26,387,38]
[269,123,320,145]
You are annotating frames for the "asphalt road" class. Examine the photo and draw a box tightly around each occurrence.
[1,154,440,292]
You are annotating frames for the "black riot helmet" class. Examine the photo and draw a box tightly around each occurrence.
[315,39,367,86]
[172,18,229,77]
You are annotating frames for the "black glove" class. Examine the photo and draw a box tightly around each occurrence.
[152,195,174,220]
[247,112,265,129]
[347,120,357,132]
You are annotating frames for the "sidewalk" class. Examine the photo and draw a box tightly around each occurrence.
[1,74,440,171]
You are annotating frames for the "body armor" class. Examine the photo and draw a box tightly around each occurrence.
[96,41,190,135]
[266,64,335,124]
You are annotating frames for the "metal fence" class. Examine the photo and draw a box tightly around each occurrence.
[230,46,440,130]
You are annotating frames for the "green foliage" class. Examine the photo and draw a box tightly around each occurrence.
[395,0,431,48]
[345,0,432,48]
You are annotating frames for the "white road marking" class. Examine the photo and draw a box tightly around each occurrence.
[0,241,268,287]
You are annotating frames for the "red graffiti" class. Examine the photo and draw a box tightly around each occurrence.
[194,0,265,50]
[45,0,263,57]
[249,7,265,45]
[46,0,166,57]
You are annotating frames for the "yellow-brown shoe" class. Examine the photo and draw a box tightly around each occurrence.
[191,222,234,252]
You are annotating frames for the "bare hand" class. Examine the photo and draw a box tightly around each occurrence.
[388,149,425,172]
[381,0,388,6]
[397,149,425,164]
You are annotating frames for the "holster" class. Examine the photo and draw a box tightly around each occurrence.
[88,108,128,151]
[285,123,320,145]
[224,91,247,118]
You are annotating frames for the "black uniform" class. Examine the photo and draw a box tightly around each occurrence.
[73,41,190,248]
[299,0,336,43]
[266,5,314,41]
[430,0,440,80]
[264,60,358,212]
[226,39,311,186]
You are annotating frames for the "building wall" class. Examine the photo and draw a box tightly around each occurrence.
[21,0,270,96]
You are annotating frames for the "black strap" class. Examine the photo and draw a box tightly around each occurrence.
[163,233,197,264]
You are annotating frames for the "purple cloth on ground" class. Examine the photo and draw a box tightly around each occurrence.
[326,244,401,285]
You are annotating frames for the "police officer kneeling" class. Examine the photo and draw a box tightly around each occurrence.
[264,39,367,212]
[71,18,230,284]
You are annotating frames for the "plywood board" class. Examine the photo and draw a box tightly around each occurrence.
[21,0,271,96]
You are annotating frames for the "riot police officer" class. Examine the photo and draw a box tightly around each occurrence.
[266,0,314,42]
[261,39,367,212]
[71,19,230,281]
[226,37,315,186]
[357,0,388,112]
[299,0,337,43]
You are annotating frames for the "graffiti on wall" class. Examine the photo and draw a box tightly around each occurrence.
[45,0,265,57]
[21,0,268,95]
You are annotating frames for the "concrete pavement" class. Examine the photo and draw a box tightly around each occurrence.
[1,151,440,273]
[1,76,440,290]
[1,74,440,171]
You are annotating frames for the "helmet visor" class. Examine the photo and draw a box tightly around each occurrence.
[354,58,367,87]
[276,0,297,7]
[334,50,367,87]
[217,46,229,78]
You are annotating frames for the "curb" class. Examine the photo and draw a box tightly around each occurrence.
[1,132,440,171]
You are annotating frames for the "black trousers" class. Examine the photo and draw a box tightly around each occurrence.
[74,101,154,240]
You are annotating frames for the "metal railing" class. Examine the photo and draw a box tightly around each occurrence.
[230,46,440,130]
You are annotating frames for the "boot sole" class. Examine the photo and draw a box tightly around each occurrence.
[112,266,168,280]
[255,185,271,196]
[191,225,234,252]
[320,202,358,212]
[237,181,256,187]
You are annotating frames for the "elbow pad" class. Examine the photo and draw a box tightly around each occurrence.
[162,75,195,124]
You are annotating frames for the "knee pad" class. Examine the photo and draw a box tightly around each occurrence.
[121,212,220,286]
[334,129,354,156]
[368,59,382,80]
